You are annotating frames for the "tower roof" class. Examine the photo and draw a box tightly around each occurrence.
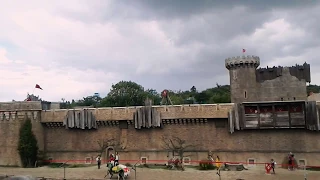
[225,55,260,69]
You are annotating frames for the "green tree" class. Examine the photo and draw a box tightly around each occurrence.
[307,84,320,95]
[77,96,102,107]
[195,92,209,104]
[168,90,185,105]
[145,89,161,105]
[63,82,320,107]
[197,84,231,104]
[101,81,146,107]
[17,118,39,168]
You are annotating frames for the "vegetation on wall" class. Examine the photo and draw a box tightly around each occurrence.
[59,81,320,108]
[17,118,39,168]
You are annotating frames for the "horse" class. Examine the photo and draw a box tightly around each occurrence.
[105,162,125,180]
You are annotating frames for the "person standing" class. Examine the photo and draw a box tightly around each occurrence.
[215,156,221,169]
[288,152,295,170]
[271,159,276,174]
[291,153,295,170]
[115,152,119,166]
[96,155,101,169]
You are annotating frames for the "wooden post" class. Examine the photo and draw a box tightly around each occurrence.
[272,104,276,128]
[288,104,292,128]
[241,104,246,129]
[257,105,261,129]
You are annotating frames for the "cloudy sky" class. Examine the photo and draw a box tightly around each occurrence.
[0,0,319,102]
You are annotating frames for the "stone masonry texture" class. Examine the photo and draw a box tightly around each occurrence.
[225,55,309,103]
[1,102,320,167]
[0,55,316,167]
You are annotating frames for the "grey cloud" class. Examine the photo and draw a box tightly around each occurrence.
[57,0,318,23]
[54,0,320,91]
[4,0,320,101]
[122,0,318,19]
[158,10,272,48]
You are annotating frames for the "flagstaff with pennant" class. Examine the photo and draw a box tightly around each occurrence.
[26,84,43,101]
[35,84,43,90]
[32,84,43,94]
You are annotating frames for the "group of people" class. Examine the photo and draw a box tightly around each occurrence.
[95,152,120,169]
[208,154,222,168]
[269,152,295,174]
[288,152,295,171]
[96,151,295,173]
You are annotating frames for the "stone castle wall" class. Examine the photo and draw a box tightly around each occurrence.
[0,103,232,166]
[225,55,260,103]
[2,100,320,167]
[40,104,233,123]
[44,121,320,166]
[0,102,44,166]
[225,55,309,103]
[258,68,307,101]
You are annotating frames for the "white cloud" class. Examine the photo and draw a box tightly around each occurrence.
[0,47,119,102]
[0,49,11,64]
[0,1,192,101]
[251,18,305,44]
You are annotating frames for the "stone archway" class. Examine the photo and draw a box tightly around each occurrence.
[106,146,115,163]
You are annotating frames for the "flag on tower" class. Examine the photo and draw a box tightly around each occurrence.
[242,49,246,53]
[35,84,43,90]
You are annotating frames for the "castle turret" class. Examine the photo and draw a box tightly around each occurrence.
[225,55,260,103]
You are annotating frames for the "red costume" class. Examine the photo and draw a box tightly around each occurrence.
[109,155,115,162]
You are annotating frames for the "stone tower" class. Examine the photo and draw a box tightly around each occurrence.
[225,55,260,103]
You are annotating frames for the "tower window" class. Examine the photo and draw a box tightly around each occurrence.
[293,97,296,100]
[280,98,283,101]
[244,91,247,99]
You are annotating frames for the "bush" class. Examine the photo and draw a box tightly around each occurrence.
[48,163,64,168]
[36,151,50,167]
[17,118,39,168]
[68,164,93,168]
[199,159,216,170]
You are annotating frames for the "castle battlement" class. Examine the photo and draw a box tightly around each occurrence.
[256,62,311,83]
[225,55,260,69]
[225,54,310,103]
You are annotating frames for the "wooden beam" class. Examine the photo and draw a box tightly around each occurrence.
[257,105,261,129]
[241,104,245,129]
[288,104,292,128]
[272,105,276,128]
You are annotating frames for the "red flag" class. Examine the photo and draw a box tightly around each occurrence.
[242,49,246,53]
[35,84,43,90]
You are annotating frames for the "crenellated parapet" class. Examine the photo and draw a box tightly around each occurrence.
[41,104,233,123]
[256,62,311,83]
[225,55,260,69]
[0,101,42,122]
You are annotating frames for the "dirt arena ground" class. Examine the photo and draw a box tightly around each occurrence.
[0,166,319,180]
